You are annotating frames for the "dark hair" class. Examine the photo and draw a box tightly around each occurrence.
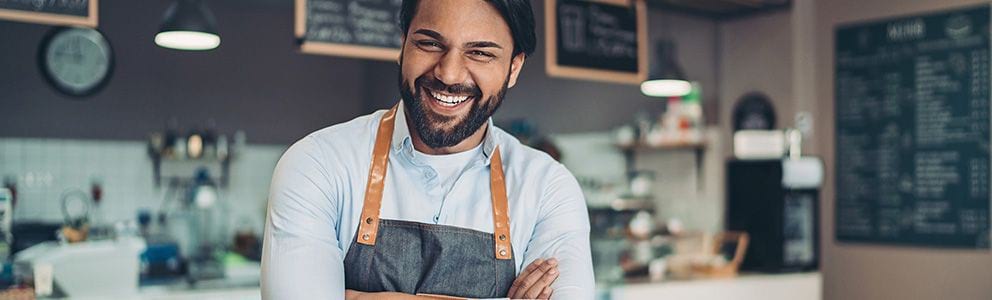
[399,0,536,57]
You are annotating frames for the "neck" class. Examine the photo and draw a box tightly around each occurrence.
[407,115,488,155]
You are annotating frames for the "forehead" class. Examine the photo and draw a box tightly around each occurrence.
[409,0,513,44]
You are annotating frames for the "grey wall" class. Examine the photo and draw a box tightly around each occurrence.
[365,2,719,135]
[717,10,793,163]
[810,0,992,299]
[2,0,717,143]
[0,0,368,144]
[721,1,992,298]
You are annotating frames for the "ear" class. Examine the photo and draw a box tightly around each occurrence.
[397,36,406,65]
[506,53,527,88]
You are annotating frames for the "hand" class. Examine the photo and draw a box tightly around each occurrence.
[507,258,560,299]
[345,289,365,300]
[346,290,456,300]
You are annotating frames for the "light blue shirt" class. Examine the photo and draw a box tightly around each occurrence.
[261,104,594,299]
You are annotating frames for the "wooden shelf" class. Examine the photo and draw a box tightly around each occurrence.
[615,142,707,152]
[589,196,656,212]
[616,141,708,191]
[150,153,234,187]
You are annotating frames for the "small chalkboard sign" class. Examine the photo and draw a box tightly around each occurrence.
[0,0,98,27]
[546,0,647,85]
[295,0,403,61]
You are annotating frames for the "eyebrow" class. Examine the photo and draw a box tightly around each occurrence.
[412,29,504,50]
[465,41,503,49]
[413,29,445,42]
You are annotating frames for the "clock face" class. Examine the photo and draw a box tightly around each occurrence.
[39,27,114,97]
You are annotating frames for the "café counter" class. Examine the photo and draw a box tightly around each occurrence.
[603,272,822,300]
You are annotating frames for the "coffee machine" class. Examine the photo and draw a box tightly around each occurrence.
[726,157,822,272]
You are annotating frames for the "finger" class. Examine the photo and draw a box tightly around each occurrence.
[523,266,559,299]
[344,289,362,300]
[536,284,553,299]
[508,259,546,297]
[522,259,546,276]
[516,260,556,297]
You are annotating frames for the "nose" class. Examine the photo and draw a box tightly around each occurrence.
[432,50,469,88]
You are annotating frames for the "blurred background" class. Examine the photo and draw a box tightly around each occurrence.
[1,0,990,299]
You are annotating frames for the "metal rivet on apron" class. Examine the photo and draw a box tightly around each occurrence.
[365,217,373,224]
[499,234,506,241]
[362,234,370,241]
[499,250,507,256]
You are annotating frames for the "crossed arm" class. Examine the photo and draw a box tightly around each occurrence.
[344,258,560,299]
[261,141,593,299]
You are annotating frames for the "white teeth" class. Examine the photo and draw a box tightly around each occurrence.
[429,90,470,106]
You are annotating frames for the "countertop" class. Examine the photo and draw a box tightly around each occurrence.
[605,272,822,300]
[32,272,821,299]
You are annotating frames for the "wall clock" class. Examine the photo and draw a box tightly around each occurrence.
[38,27,114,97]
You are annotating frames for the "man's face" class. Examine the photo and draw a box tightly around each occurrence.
[399,0,526,149]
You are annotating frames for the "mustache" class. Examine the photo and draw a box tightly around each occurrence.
[415,75,482,97]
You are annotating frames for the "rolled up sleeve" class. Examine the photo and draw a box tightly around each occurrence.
[521,164,595,299]
[261,137,344,300]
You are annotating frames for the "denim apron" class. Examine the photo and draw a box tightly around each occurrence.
[343,105,517,298]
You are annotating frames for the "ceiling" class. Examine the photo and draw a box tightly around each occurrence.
[647,0,792,20]
[202,0,792,21]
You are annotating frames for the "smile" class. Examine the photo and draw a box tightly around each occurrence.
[428,89,473,107]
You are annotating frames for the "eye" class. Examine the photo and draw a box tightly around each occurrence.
[468,50,495,61]
[415,40,444,51]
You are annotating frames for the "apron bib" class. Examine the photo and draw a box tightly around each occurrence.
[343,105,516,298]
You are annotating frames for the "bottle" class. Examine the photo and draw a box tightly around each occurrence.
[90,177,105,227]
[164,118,180,159]
[217,135,229,161]
[175,136,187,160]
[681,83,704,144]
[203,119,218,159]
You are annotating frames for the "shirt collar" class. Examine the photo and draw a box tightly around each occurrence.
[391,101,499,162]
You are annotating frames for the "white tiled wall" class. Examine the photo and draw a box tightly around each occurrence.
[0,138,286,235]
[552,128,727,233]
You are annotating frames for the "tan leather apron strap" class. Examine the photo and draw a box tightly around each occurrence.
[490,146,512,260]
[356,105,397,246]
[357,104,513,260]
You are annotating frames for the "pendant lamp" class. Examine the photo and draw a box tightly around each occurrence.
[155,0,220,51]
[640,40,692,97]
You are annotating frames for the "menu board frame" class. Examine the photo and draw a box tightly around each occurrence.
[0,0,98,27]
[295,0,401,61]
[834,4,992,249]
[545,0,647,85]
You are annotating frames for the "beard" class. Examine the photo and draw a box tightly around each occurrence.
[399,72,509,149]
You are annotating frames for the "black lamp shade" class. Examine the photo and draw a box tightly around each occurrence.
[641,40,692,97]
[649,40,686,81]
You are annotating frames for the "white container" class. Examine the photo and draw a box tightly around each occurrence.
[13,237,146,297]
[733,130,786,160]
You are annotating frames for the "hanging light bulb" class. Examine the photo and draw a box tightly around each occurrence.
[155,0,220,51]
[641,40,692,97]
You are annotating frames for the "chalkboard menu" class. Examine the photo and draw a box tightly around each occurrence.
[295,0,403,61]
[835,5,992,249]
[545,0,647,85]
[0,0,97,27]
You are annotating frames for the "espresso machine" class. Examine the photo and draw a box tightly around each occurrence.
[726,157,823,272]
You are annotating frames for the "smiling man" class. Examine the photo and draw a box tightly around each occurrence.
[261,0,594,299]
